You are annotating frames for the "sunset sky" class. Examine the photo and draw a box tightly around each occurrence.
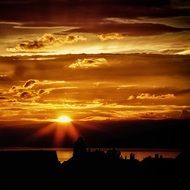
[0,0,190,122]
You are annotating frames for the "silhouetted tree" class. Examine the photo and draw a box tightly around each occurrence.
[130,153,135,160]
[106,148,121,159]
[73,137,87,158]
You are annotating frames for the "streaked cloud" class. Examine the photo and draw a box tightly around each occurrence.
[69,58,108,69]
[98,33,125,41]
[106,16,190,29]
[136,93,175,100]
[69,22,189,36]
[0,100,189,121]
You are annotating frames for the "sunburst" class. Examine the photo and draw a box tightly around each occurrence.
[32,115,78,147]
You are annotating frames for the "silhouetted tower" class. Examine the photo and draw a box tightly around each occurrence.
[130,153,135,160]
[73,137,87,158]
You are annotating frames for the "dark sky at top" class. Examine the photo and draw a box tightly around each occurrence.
[0,0,190,25]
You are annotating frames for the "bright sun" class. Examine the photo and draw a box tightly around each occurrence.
[56,115,73,123]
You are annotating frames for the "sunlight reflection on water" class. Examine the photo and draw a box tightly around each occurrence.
[56,149,180,163]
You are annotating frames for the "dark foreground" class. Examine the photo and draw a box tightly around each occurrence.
[0,140,189,189]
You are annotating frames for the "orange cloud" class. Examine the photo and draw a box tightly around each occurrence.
[127,95,135,100]
[8,79,69,102]
[6,79,77,103]
[98,33,125,41]
[64,35,87,44]
[69,58,108,69]
[23,79,38,88]
[136,93,175,100]
[7,33,87,52]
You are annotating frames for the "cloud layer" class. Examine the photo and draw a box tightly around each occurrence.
[0,53,189,121]
[136,93,175,100]
[0,0,190,121]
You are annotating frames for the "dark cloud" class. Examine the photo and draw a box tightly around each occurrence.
[69,23,190,36]
[23,79,38,88]
[175,88,190,95]
[8,79,49,101]
[64,35,86,43]
[19,41,44,49]
[7,34,55,52]
[159,49,188,54]
[20,91,32,99]
[38,89,46,95]
[171,0,190,8]
[0,96,7,100]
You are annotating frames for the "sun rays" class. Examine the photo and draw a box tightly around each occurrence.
[32,116,78,147]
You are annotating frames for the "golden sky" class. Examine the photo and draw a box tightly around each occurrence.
[0,0,190,122]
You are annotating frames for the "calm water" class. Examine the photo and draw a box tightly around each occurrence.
[56,149,180,163]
